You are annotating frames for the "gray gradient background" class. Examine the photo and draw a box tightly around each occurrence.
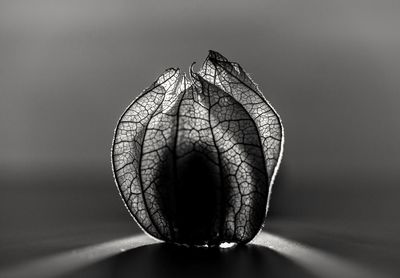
[1,0,400,276]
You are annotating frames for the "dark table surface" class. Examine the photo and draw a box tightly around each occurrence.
[1,171,399,278]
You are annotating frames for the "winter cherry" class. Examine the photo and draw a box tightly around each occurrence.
[112,51,284,247]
